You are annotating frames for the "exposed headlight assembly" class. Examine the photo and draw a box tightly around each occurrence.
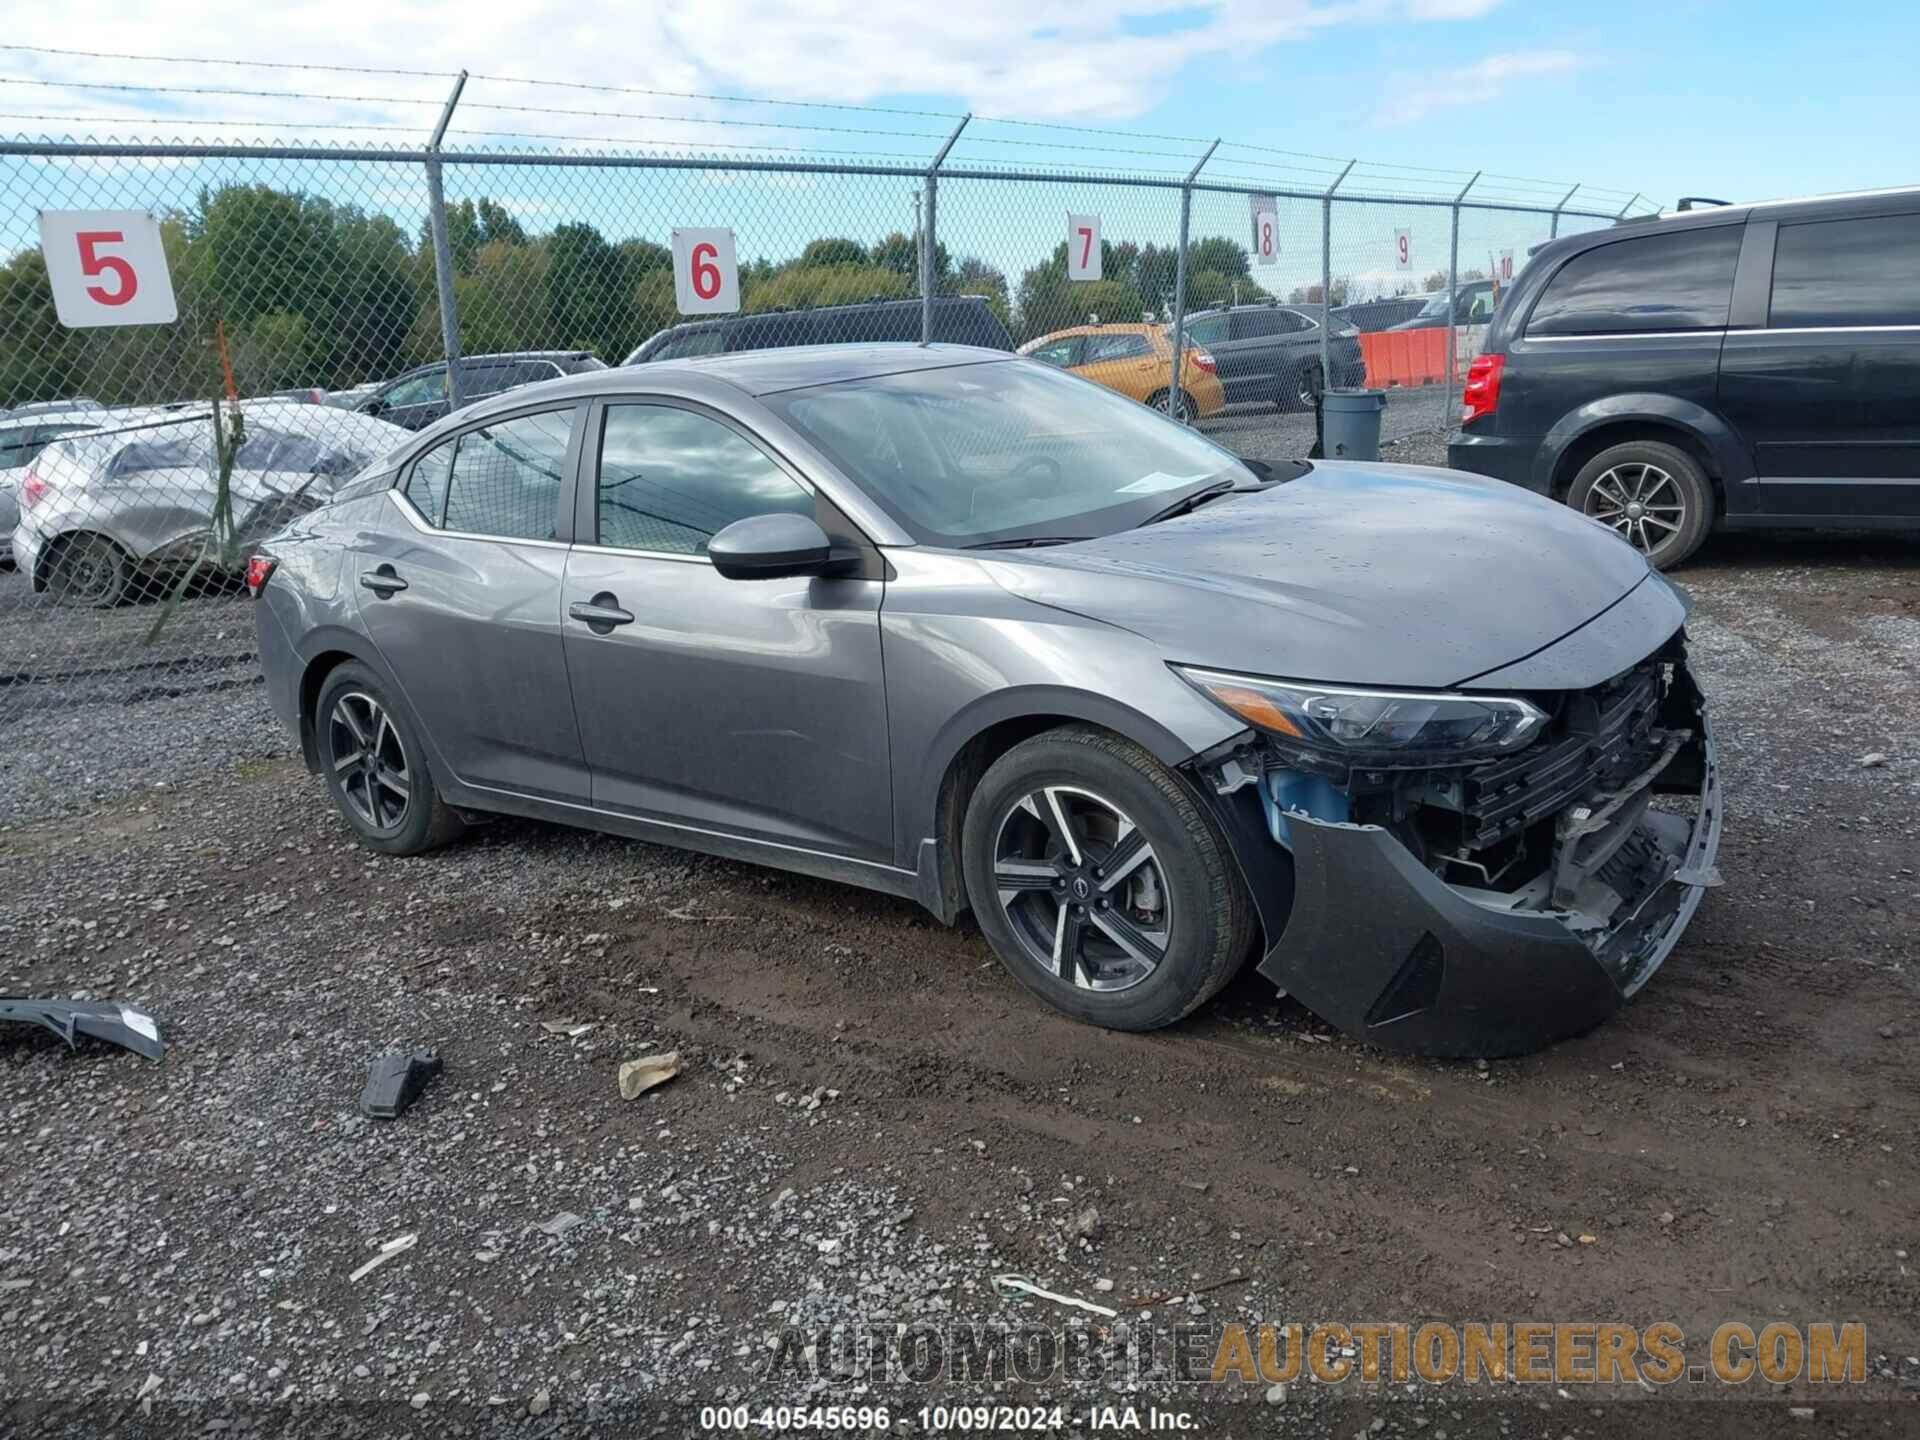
[1177,666,1547,766]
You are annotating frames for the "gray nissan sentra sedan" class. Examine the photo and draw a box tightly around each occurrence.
[251,344,1722,1057]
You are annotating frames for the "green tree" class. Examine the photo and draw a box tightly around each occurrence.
[548,222,627,357]
[1186,235,1251,279]
[799,237,869,268]
[744,263,910,313]
[1016,240,1144,340]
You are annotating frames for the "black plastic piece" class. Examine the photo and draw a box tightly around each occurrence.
[359,1048,442,1119]
[0,998,166,1060]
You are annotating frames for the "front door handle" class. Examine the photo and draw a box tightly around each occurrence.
[359,565,408,596]
[568,592,635,634]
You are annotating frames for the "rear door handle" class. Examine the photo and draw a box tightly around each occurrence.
[569,592,635,633]
[359,566,408,596]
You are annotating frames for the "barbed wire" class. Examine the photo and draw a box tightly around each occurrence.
[0,43,457,79]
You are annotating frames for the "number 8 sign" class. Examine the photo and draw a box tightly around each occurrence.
[39,210,178,328]
[671,227,741,315]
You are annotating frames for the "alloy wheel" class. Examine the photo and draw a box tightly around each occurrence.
[991,785,1171,993]
[1585,462,1686,556]
[329,690,412,832]
[1156,391,1192,424]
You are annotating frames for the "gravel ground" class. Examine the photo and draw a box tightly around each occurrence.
[2,418,1917,1436]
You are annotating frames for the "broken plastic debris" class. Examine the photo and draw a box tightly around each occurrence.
[348,1231,418,1283]
[618,1051,682,1100]
[358,1048,442,1119]
[990,1273,1119,1318]
[0,997,166,1060]
[539,1020,595,1039]
[536,1212,583,1238]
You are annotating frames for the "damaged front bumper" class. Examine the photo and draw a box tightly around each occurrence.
[1197,665,1723,1059]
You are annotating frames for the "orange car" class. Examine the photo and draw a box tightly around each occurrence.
[1016,323,1225,421]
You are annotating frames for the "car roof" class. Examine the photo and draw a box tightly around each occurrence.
[661,343,1010,396]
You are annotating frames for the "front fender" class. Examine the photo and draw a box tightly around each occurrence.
[1533,394,1752,495]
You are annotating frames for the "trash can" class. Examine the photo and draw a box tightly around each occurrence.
[1321,388,1387,462]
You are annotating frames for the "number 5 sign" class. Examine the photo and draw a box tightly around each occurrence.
[1066,214,1101,282]
[39,210,178,328]
[671,227,740,314]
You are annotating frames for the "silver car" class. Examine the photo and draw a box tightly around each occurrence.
[13,402,409,605]
[0,413,107,568]
[251,345,1721,1056]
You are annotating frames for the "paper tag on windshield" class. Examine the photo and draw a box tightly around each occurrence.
[1116,471,1211,495]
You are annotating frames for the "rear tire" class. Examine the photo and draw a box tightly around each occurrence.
[1566,440,1713,570]
[961,725,1253,1032]
[314,661,464,856]
[1147,388,1195,424]
[45,533,131,608]
[1279,362,1322,412]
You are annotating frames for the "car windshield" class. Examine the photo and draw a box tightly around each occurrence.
[765,360,1256,547]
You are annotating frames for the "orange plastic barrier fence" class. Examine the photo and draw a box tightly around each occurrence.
[1359,328,1449,389]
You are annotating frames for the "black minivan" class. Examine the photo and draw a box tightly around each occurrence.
[1448,187,1920,567]
[624,295,1012,365]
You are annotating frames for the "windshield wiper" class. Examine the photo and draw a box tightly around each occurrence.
[1138,478,1239,528]
[965,536,1090,550]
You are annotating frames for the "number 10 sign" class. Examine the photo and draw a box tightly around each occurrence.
[39,210,178,328]
[671,227,741,314]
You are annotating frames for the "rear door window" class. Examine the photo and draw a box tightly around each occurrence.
[1083,333,1152,362]
[1526,226,1742,335]
[1185,314,1227,346]
[1229,311,1284,340]
[440,408,575,540]
[1769,212,1920,328]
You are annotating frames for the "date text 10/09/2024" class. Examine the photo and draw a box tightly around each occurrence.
[698,1405,1194,1431]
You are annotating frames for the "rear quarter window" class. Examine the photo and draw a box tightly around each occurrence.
[1526,226,1743,336]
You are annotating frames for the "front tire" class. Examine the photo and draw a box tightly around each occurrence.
[1566,440,1713,569]
[314,661,464,856]
[1148,388,1195,424]
[961,725,1254,1031]
[1279,361,1322,412]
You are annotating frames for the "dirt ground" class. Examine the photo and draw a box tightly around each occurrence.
[1,528,1917,1439]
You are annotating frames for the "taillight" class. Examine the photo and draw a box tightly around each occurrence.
[244,554,277,598]
[1188,347,1217,374]
[1461,353,1505,425]
[20,468,48,508]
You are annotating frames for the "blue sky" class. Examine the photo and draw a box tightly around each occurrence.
[1,1,1912,297]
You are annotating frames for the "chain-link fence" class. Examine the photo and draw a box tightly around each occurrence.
[0,122,1651,735]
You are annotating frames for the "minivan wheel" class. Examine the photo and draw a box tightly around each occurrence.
[45,533,132,608]
[1567,440,1713,569]
[314,661,464,856]
[1148,388,1195,424]
[961,725,1254,1032]
[1280,362,1323,412]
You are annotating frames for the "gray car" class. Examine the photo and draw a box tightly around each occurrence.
[251,345,1721,1056]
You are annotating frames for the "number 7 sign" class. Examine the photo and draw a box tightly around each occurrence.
[39,210,178,328]
[1066,214,1102,281]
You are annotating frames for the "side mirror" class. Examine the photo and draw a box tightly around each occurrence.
[709,512,835,581]
[359,396,385,416]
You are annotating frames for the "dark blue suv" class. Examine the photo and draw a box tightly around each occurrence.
[1447,187,1920,567]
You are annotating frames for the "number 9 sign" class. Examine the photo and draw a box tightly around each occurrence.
[671,227,741,315]
[39,210,178,329]
[1394,228,1413,273]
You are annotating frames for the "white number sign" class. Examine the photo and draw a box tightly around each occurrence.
[671,227,741,314]
[1394,228,1413,273]
[1497,249,1515,287]
[39,210,178,328]
[1250,197,1279,267]
[1066,214,1102,281]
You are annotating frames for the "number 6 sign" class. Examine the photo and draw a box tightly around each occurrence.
[39,210,178,328]
[671,227,740,315]
[1066,214,1101,282]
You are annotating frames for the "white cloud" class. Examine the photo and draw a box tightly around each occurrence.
[0,0,1518,142]
[1371,49,1585,127]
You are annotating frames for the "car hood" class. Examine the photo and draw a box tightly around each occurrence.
[979,463,1672,690]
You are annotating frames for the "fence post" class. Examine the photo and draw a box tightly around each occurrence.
[424,70,468,409]
[1616,192,1642,220]
[1319,159,1356,398]
[1167,139,1219,419]
[920,114,970,344]
[1443,169,1479,423]
[1550,182,1580,239]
